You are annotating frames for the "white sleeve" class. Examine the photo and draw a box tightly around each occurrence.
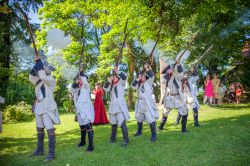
[29,74,39,85]
[80,76,90,89]
[38,70,56,87]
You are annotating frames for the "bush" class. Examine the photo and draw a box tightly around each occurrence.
[3,101,34,123]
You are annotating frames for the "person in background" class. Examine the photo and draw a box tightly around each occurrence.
[211,73,220,105]
[229,83,236,104]
[235,82,244,104]
[93,83,109,125]
[218,83,227,105]
[203,75,213,105]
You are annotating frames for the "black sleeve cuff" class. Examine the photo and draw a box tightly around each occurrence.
[30,67,37,76]
[164,73,170,80]
[72,83,78,89]
[161,65,170,74]
[146,70,154,78]
[177,64,183,73]
[104,81,110,89]
[132,80,139,86]
[118,72,127,80]
[35,60,44,71]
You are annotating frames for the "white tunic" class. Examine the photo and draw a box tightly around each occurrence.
[29,70,60,125]
[103,71,130,121]
[163,69,185,109]
[70,76,94,123]
[132,73,159,120]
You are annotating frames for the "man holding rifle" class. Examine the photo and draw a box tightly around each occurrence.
[103,66,130,146]
[131,63,159,141]
[158,56,188,133]
[29,55,60,162]
[174,67,200,127]
[70,69,94,152]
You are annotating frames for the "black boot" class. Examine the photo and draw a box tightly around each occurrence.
[110,124,117,143]
[121,121,129,147]
[43,128,55,163]
[181,115,188,133]
[173,113,181,126]
[159,116,167,130]
[193,107,200,127]
[30,127,44,157]
[86,123,94,152]
[134,122,143,136]
[78,125,86,147]
[150,122,157,142]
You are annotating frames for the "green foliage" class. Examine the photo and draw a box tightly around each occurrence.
[2,101,34,123]
[4,71,35,105]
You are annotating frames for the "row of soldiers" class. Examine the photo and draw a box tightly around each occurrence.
[28,51,200,162]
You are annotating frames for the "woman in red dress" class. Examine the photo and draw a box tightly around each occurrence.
[93,83,109,124]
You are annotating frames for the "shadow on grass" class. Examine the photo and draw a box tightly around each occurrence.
[0,113,250,166]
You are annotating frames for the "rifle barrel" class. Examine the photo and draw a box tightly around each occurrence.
[14,3,39,58]
[116,18,129,66]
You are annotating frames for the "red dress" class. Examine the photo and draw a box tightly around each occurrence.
[93,88,109,124]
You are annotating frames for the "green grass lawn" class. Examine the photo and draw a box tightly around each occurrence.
[0,104,250,166]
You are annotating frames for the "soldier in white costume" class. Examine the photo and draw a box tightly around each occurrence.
[174,67,200,127]
[70,70,94,152]
[103,66,130,146]
[158,61,188,133]
[29,57,60,162]
[131,64,159,141]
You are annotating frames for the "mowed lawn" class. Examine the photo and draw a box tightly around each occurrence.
[0,104,250,166]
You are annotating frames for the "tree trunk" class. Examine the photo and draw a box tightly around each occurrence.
[126,41,135,109]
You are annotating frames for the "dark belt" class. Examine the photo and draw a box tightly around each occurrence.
[170,93,179,96]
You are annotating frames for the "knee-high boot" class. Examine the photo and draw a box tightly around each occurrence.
[86,123,94,152]
[159,116,167,130]
[121,121,129,147]
[30,127,44,157]
[173,113,181,126]
[134,122,143,136]
[78,125,86,147]
[43,128,55,163]
[110,124,117,143]
[181,115,188,133]
[193,107,200,127]
[149,122,157,142]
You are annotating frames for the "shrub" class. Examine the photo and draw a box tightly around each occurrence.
[3,101,34,123]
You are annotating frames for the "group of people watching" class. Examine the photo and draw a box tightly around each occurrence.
[228,82,244,104]
[203,73,244,105]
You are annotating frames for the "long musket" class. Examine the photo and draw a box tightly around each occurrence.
[79,20,85,71]
[186,45,213,76]
[147,27,162,66]
[115,18,129,66]
[14,3,39,58]
[160,31,199,104]
[140,28,162,75]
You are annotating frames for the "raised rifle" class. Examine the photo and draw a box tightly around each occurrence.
[114,18,129,68]
[14,2,39,59]
[140,27,162,75]
[160,31,199,104]
[186,45,213,76]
